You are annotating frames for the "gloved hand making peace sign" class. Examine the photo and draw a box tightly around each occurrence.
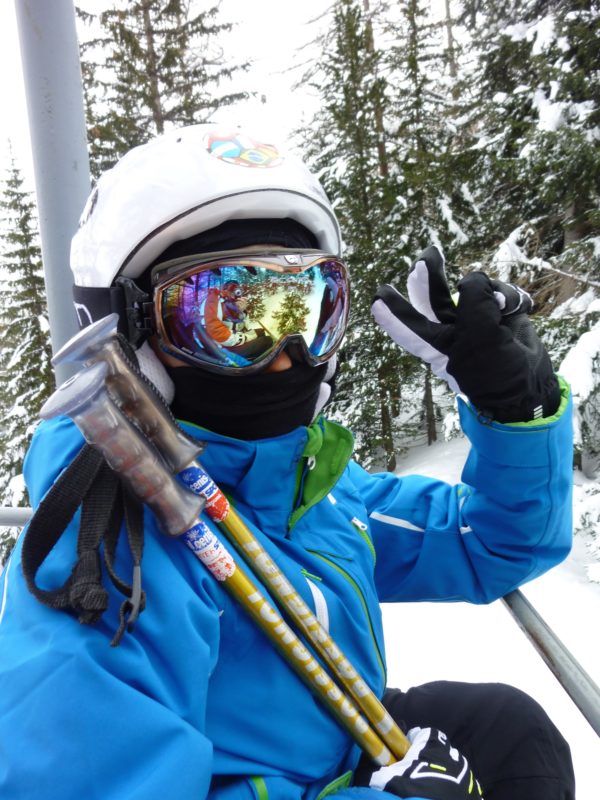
[372,245,560,423]
[367,727,484,800]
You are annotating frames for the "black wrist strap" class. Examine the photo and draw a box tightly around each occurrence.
[21,442,146,647]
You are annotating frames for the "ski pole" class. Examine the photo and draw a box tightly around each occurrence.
[40,361,398,766]
[52,314,410,760]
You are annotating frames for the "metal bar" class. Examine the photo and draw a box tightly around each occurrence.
[503,589,600,737]
[0,507,32,527]
[14,0,91,385]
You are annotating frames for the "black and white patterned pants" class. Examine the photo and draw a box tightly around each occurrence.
[356,681,576,799]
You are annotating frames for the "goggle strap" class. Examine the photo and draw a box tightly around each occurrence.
[73,283,130,338]
[115,277,155,347]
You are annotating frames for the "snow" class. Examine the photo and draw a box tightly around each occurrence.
[573,478,600,573]
[459,183,478,213]
[437,196,469,244]
[550,288,599,318]
[560,320,600,402]
[383,435,600,799]
[504,22,530,42]
[6,473,25,506]
[532,87,565,131]
[490,225,527,281]
[505,15,556,55]
[531,15,556,55]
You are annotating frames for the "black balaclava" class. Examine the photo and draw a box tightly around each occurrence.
[153,219,339,440]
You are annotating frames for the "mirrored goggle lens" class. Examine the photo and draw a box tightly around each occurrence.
[156,258,349,371]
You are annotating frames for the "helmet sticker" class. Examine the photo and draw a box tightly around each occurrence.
[205,131,284,168]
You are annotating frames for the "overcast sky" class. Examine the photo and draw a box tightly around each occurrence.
[0,1,449,187]
[0,1,334,190]
[0,2,32,183]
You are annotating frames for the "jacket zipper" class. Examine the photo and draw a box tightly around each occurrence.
[307,550,386,687]
[351,517,376,564]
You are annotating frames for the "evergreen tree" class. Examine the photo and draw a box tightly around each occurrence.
[458,1,600,575]
[301,0,476,465]
[0,157,53,563]
[78,0,249,175]
[385,0,475,259]
[460,0,600,269]
[460,1,600,453]
[300,0,408,468]
[272,292,310,337]
[382,0,481,442]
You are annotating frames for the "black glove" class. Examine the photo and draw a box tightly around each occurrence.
[367,727,484,800]
[372,245,560,423]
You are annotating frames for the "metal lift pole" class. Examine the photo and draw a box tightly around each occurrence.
[14,0,91,386]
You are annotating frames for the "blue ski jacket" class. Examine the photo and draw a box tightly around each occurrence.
[0,383,572,800]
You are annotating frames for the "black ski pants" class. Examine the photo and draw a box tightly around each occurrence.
[357,681,576,799]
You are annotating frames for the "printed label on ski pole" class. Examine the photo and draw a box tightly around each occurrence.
[183,520,235,580]
[180,466,230,521]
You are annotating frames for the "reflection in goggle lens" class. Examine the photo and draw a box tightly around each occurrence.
[159,260,348,370]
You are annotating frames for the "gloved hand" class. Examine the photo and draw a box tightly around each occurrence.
[367,727,484,799]
[372,245,560,423]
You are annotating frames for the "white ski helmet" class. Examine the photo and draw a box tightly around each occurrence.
[71,124,342,288]
[70,125,342,400]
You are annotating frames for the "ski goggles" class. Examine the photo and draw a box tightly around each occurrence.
[151,250,350,374]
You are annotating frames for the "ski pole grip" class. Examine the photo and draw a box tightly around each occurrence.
[40,362,204,536]
[52,314,201,472]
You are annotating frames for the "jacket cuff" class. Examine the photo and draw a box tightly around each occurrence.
[458,378,572,468]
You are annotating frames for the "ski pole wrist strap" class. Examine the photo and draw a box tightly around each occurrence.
[21,442,146,646]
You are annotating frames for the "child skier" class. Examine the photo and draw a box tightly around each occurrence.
[0,126,575,800]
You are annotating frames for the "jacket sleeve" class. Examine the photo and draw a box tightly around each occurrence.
[353,380,573,604]
[0,416,222,800]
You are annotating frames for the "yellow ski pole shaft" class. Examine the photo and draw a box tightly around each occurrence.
[40,361,397,767]
[182,471,409,762]
[206,552,396,767]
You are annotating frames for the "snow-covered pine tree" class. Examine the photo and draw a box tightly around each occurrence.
[381,0,481,441]
[460,0,600,276]
[456,1,544,242]
[0,157,53,563]
[461,0,600,580]
[299,0,409,468]
[460,2,599,432]
[77,0,249,176]
[384,0,474,259]
[301,0,478,465]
